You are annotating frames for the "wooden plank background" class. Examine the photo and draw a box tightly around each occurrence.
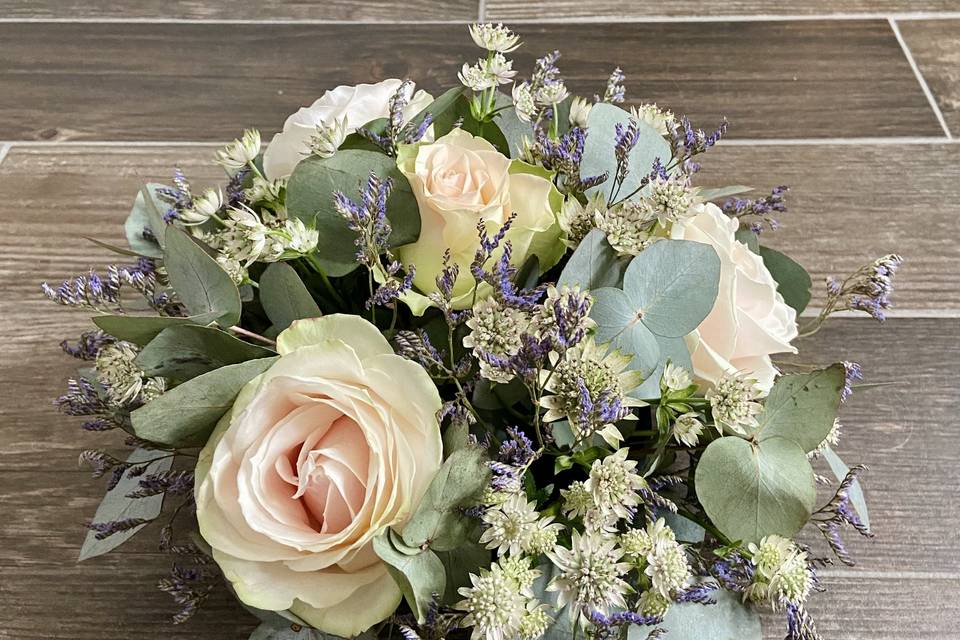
[0,1,958,638]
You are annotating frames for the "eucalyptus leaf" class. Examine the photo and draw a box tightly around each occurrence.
[79,448,173,561]
[531,563,575,640]
[557,228,630,291]
[286,150,420,276]
[85,236,146,258]
[401,446,490,551]
[248,622,331,640]
[661,512,706,544]
[759,246,812,314]
[92,315,208,347]
[580,103,672,203]
[628,587,761,639]
[163,225,242,327]
[493,92,531,158]
[135,324,275,381]
[123,184,168,257]
[130,357,277,447]
[471,378,527,411]
[621,239,720,338]
[821,446,871,530]
[590,287,661,379]
[436,541,489,604]
[259,262,322,331]
[631,335,692,400]
[414,86,466,137]
[755,365,845,453]
[697,185,754,202]
[695,436,816,544]
[735,228,760,254]
[373,530,445,623]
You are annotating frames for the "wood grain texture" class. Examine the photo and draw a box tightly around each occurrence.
[1,144,958,637]
[699,142,960,312]
[0,0,477,20]
[486,0,960,19]
[0,20,944,141]
[898,19,960,136]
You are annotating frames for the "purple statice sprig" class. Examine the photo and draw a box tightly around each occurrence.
[127,470,195,499]
[840,361,862,402]
[155,167,193,223]
[56,377,123,432]
[609,119,642,201]
[41,258,181,316]
[356,80,433,157]
[489,427,541,491]
[801,254,903,336]
[597,67,626,104]
[667,115,728,176]
[60,330,115,361]
[811,465,873,566]
[723,185,788,234]
[588,610,663,640]
[532,126,607,197]
[786,602,823,640]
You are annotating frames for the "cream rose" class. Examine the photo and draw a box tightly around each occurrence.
[194,315,442,637]
[263,79,433,180]
[672,203,798,391]
[395,128,564,313]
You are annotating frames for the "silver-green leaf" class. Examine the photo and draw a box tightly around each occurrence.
[590,286,661,380]
[557,228,630,291]
[755,364,845,453]
[628,587,761,639]
[259,262,322,331]
[373,529,445,623]
[135,324,275,381]
[163,225,242,327]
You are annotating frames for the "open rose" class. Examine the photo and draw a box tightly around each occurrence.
[395,128,564,313]
[672,203,798,391]
[263,79,433,180]
[194,315,442,636]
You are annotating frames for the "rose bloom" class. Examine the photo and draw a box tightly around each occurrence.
[195,315,442,636]
[672,203,798,391]
[395,128,564,313]
[262,79,433,180]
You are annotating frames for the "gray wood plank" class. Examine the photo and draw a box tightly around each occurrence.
[700,142,960,313]
[898,19,960,137]
[0,0,478,20]
[0,20,944,141]
[486,0,960,19]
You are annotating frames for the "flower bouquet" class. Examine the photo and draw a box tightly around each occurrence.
[48,23,902,640]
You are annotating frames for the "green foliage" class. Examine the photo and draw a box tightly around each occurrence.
[130,357,277,447]
[735,228,760,253]
[373,529,446,623]
[628,587,761,639]
[163,225,242,327]
[123,184,168,257]
[415,86,467,137]
[92,315,204,347]
[697,185,753,202]
[556,228,630,291]
[436,541,489,603]
[759,245,812,314]
[78,448,173,561]
[579,103,672,202]
[285,150,421,276]
[248,623,333,640]
[695,436,816,544]
[400,446,490,552]
[590,239,720,380]
[822,446,871,529]
[259,262,322,331]
[754,365,845,452]
[135,324,275,381]
[492,92,530,159]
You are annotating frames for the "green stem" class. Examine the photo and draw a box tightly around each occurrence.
[303,254,347,308]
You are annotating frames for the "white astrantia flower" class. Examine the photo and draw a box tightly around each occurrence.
[637,589,670,618]
[644,538,691,598]
[661,361,693,392]
[460,62,496,92]
[747,535,812,607]
[647,177,704,226]
[558,191,605,247]
[140,376,167,403]
[620,517,675,562]
[512,82,536,123]
[707,372,764,435]
[672,412,704,447]
[216,254,247,285]
[479,493,540,556]
[307,116,348,159]
[178,188,223,225]
[223,205,272,265]
[560,480,594,520]
[282,217,319,255]
[568,96,592,128]
[518,601,552,640]
[586,448,647,523]
[483,53,517,85]
[215,128,261,174]
[535,82,569,107]
[596,200,658,257]
[95,341,145,406]
[630,104,676,136]
[457,563,527,640]
[810,418,842,459]
[463,298,531,384]
[470,23,522,53]
[547,530,632,617]
[245,176,286,205]
[533,285,595,345]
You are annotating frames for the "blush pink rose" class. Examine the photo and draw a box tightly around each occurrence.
[195,315,442,636]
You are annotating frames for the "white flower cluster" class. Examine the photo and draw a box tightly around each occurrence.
[95,341,166,407]
[558,192,606,247]
[214,128,261,174]
[479,493,562,557]
[629,104,676,136]
[707,372,765,435]
[746,535,813,607]
[460,24,520,93]
[621,518,692,614]
[547,530,633,617]
[457,556,552,640]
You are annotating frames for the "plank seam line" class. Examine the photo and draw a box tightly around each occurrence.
[2,12,960,24]
[799,308,960,319]
[890,18,953,139]
[0,144,9,168]
[818,569,960,580]
[4,137,959,148]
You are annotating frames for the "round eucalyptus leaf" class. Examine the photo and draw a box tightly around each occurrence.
[590,287,661,379]
[631,335,692,400]
[695,436,816,544]
[755,364,845,453]
[622,239,720,338]
[627,588,761,640]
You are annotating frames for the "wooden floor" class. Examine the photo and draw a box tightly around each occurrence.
[0,1,958,638]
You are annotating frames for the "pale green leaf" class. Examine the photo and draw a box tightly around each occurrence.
[123,184,168,257]
[695,436,816,544]
[92,315,210,347]
[163,225,242,327]
[590,287,661,380]
[631,335,692,400]
[130,357,277,447]
[756,365,845,453]
[259,262,322,331]
[557,228,630,291]
[821,446,871,530]
[79,448,173,561]
[373,530,445,623]
[759,246,812,314]
[135,324,275,381]
[628,587,761,639]
[436,541,489,604]
[697,185,754,202]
